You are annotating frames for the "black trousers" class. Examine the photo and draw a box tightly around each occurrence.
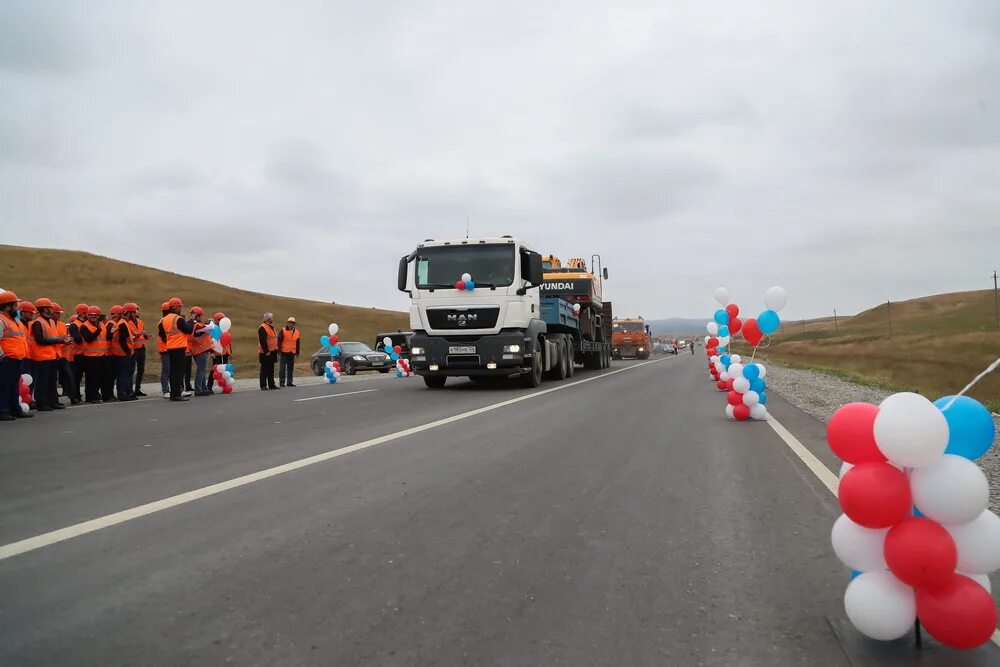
[259,351,277,389]
[115,356,134,399]
[133,347,146,392]
[207,354,229,389]
[81,356,104,402]
[100,356,116,400]
[72,357,86,400]
[166,348,186,398]
[184,354,193,390]
[279,353,296,386]
[33,359,59,408]
[58,358,77,399]
[0,356,24,416]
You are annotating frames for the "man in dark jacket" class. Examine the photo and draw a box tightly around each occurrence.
[277,316,300,387]
[258,312,278,390]
[113,309,136,401]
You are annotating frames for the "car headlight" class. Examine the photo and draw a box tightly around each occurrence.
[503,344,521,353]
[353,355,366,361]
[410,346,424,355]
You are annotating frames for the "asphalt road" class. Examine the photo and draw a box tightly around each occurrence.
[1,355,997,665]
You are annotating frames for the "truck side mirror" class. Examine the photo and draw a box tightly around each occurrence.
[527,251,544,285]
[397,257,409,293]
[603,268,609,280]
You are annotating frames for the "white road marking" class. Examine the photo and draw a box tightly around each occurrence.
[0,358,671,561]
[293,389,378,402]
[768,414,1000,649]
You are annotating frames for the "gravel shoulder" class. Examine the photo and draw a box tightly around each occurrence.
[766,364,1000,514]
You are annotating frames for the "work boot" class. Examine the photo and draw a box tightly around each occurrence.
[52,403,66,410]
[70,398,82,405]
[134,390,147,397]
[0,413,15,421]
[37,405,54,412]
[16,411,33,418]
[169,396,190,402]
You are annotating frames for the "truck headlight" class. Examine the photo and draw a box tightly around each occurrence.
[503,344,521,353]
[410,346,424,355]
[638,347,645,352]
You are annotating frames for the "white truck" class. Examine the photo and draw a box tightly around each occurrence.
[397,236,612,389]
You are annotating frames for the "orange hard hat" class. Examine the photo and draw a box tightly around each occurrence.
[19,301,37,313]
[190,306,205,316]
[160,302,170,311]
[34,297,53,309]
[168,297,184,308]
[87,306,102,316]
[51,302,63,314]
[0,290,19,305]
[75,303,89,314]
[110,305,123,315]
[123,302,138,313]
[213,312,225,320]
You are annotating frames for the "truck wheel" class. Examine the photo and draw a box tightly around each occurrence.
[604,349,612,367]
[544,338,568,381]
[520,343,543,388]
[423,375,447,389]
[565,343,575,378]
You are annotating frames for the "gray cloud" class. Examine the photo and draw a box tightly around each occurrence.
[1,1,999,320]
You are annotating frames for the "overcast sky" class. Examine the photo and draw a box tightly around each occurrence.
[2,1,998,320]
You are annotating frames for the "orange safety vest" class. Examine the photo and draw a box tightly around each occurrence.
[132,317,146,350]
[69,318,86,358]
[259,322,277,353]
[55,320,70,361]
[109,320,129,357]
[0,313,29,360]
[161,313,188,351]
[80,320,107,357]
[187,324,214,356]
[279,327,300,354]
[28,318,59,362]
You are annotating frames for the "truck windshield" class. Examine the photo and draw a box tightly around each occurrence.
[614,322,646,333]
[415,244,516,289]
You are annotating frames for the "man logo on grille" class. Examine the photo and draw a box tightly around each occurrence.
[447,313,478,327]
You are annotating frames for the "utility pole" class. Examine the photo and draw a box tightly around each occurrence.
[834,309,838,332]
[993,270,999,330]
[887,300,892,339]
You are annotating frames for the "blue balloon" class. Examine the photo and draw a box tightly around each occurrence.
[758,309,781,335]
[320,335,330,347]
[329,345,341,356]
[713,309,729,325]
[396,370,403,378]
[720,354,731,367]
[718,325,730,338]
[716,346,727,355]
[210,327,222,340]
[466,281,475,291]
[933,395,995,460]
[225,363,234,373]
[850,570,862,581]
[758,391,767,405]
[743,364,760,381]
[749,378,766,393]
[390,352,400,361]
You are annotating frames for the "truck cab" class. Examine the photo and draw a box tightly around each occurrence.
[612,318,652,360]
[397,237,548,388]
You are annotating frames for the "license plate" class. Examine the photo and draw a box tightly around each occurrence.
[372,361,383,366]
[449,346,476,354]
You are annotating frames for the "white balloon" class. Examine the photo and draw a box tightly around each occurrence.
[873,392,949,468]
[945,510,1000,574]
[757,364,767,379]
[764,286,788,312]
[725,405,735,420]
[960,572,992,593]
[707,322,719,336]
[461,272,472,283]
[832,514,889,571]
[20,373,32,386]
[749,404,769,421]
[730,354,742,363]
[328,323,339,336]
[704,336,711,345]
[742,390,760,406]
[839,462,854,479]
[844,571,916,641]
[212,340,224,354]
[383,336,392,346]
[215,364,225,372]
[714,362,725,374]
[325,361,334,368]
[219,317,232,333]
[729,363,744,378]
[733,377,750,393]
[573,303,581,313]
[717,336,731,347]
[714,287,730,306]
[19,402,30,413]
[720,372,731,382]
[710,355,720,364]
[911,454,989,525]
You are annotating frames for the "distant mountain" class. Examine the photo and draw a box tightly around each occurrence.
[646,318,706,336]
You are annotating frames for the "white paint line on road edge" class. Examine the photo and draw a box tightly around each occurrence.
[767,415,1000,649]
[293,389,378,402]
[0,357,670,562]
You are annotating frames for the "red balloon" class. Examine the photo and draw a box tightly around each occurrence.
[827,402,885,464]
[729,317,742,334]
[917,574,998,649]
[726,378,735,391]
[393,345,402,353]
[716,380,727,390]
[838,463,911,528]
[223,385,233,394]
[330,335,339,345]
[885,518,957,590]
[742,319,763,346]
[727,390,743,406]
[725,303,740,319]
[733,404,751,420]
[455,280,466,290]
[706,337,719,348]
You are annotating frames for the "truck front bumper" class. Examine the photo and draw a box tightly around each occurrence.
[408,331,530,376]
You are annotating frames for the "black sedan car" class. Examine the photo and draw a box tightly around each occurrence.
[311,341,392,375]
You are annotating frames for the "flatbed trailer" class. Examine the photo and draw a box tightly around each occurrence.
[540,297,613,371]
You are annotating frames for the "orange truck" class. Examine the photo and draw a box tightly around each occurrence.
[611,317,652,360]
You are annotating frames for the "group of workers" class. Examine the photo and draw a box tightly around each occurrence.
[1,291,305,421]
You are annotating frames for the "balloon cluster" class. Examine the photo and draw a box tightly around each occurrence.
[17,373,32,413]
[320,323,342,384]
[212,364,236,394]
[207,317,232,354]
[455,273,475,291]
[381,337,412,378]
[572,303,581,318]
[829,393,998,649]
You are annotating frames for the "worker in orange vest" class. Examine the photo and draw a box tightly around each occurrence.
[258,312,279,390]
[0,291,33,420]
[156,302,171,397]
[278,316,301,387]
[67,304,88,403]
[101,305,123,401]
[110,304,136,401]
[125,302,152,397]
[28,298,71,411]
[51,303,81,405]
[158,297,195,401]
[187,306,214,396]
[78,306,109,404]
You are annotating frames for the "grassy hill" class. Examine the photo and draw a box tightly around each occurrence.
[738,290,1000,409]
[1,245,408,380]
